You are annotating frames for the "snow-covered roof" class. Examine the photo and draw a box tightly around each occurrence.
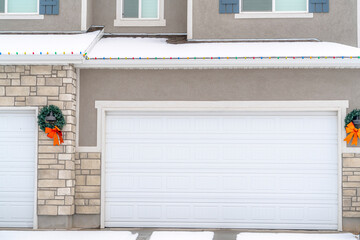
[1,33,360,69]
[0,31,101,64]
[87,37,360,59]
[79,37,360,69]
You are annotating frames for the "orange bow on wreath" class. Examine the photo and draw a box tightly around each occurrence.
[344,122,360,146]
[45,126,64,146]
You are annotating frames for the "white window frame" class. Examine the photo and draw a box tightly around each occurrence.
[235,0,313,19]
[114,0,166,27]
[0,0,43,19]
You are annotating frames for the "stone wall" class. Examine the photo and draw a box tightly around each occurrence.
[343,153,360,217]
[75,152,101,215]
[0,65,77,217]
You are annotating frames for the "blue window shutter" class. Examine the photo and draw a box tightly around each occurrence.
[309,0,329,13]
[40,0,59,15]
[219,0,226,13]
[322,0,329,13]
[219,0,239,14]
[52,0,59,14]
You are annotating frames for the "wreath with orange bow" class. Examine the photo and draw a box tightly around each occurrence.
[344,109,360,146]
[38,105,66,146]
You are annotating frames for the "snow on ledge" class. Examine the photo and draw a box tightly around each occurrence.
[150,231,214,240]
[87,37,360,59]
[236,233,357,240]
[0,231,138,240]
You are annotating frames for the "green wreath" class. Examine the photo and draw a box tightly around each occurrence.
[37,105,66,132]
[345,109,360,128]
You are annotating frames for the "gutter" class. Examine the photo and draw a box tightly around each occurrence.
[75,58,360,69]
[0,55,84,65]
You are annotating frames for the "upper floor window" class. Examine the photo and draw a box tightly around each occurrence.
[0,0,39,14]
[235,0,313,19]
[123,0,158,19]
[114,0,166,26]
[241,0,307,13]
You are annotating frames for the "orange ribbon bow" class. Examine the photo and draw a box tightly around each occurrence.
[45,126,64,146]
[344,122,360,146]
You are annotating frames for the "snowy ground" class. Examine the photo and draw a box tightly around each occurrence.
[237,233,357,240]
[0,231,357,240]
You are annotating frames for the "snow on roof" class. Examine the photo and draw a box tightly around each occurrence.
[0,31,100,55]
[87,37,360,59]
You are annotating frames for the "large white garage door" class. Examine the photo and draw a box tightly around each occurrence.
[0,110,36,228]
[105,112,339,230]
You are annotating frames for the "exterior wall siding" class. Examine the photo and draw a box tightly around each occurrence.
[79,69,360,146]
[0,65,77,217]
[191,0,358,46]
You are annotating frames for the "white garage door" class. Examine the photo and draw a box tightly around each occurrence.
[0,110,36,228]
[105,111,339,230]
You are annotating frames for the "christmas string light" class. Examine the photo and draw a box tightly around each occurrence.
[0,52,359,61]
[85,56,360,60]
[0,51,86,56]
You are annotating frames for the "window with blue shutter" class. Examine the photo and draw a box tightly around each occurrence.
[309,0,329,13]
[40,0,59,15]
[219,0,239,14]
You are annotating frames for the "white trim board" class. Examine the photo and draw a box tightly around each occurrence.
[95,100,348,230]
[187,0,193,40]
[0,107,38,229]
[235,13,313,19]
[81,0,88,31]
[0,14,44,19]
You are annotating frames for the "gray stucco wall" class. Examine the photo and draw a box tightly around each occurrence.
[0,0,81,32]
[192,0,358,46]
[79,68,360,146]
[91,0,187,33]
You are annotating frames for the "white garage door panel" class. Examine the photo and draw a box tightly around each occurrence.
[105,113,338,230]
[0,111,36,228]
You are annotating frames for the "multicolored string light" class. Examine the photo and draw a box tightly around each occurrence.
[87,56,360,60]
[0,51,84,56]
[1,52,359,61]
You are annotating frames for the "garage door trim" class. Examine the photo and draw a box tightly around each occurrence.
[0,107,38,229]
[96,101,349,230]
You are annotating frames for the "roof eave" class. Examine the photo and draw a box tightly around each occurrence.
[75,59,360,69]
[0,55,84,65]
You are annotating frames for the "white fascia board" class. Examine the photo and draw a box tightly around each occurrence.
[0,55,84,65]
[76,59,360,69]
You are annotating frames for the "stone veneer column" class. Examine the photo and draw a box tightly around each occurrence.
[343,153,360,217]
[0,65,77,228]
[74,153,101,215]
[342,153,360,232]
